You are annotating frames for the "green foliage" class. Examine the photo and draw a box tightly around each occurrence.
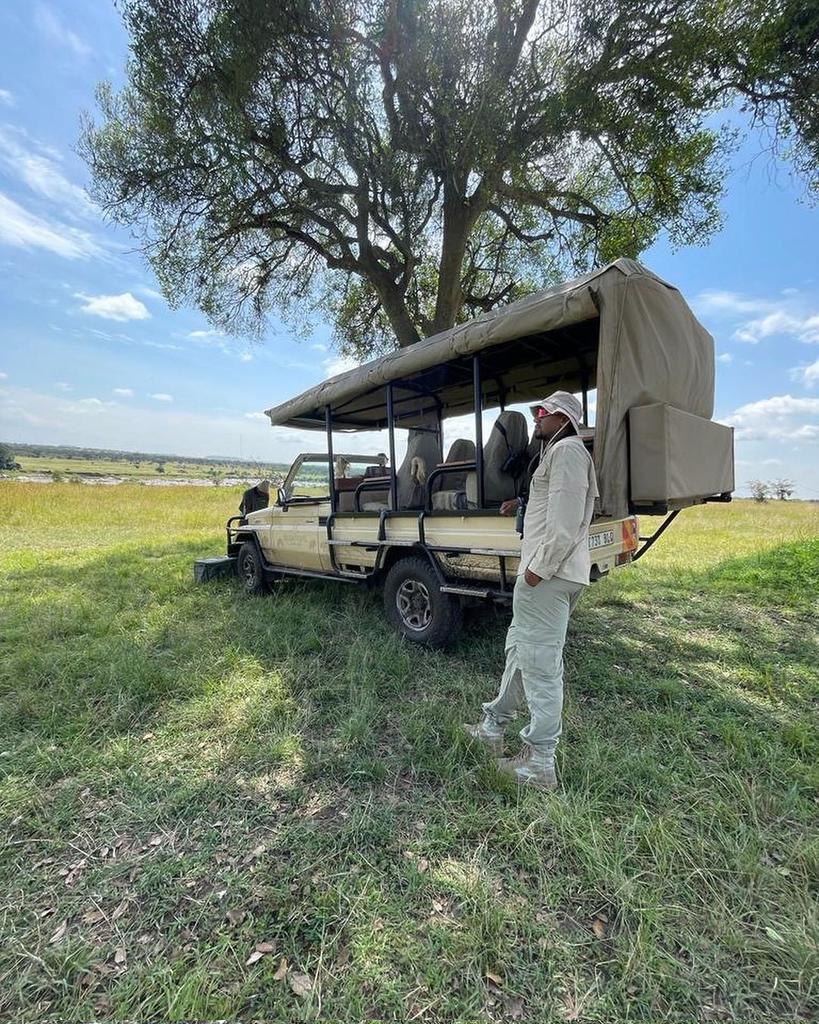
[0,486,817,1020]
[80,0,818,356]
[0,442,18,470]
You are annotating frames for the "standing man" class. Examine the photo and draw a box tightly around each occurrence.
[464,391,598,791]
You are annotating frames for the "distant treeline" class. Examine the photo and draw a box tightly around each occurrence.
[8,441,290,472]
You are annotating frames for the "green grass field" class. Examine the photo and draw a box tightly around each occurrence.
[0,483,817,1022]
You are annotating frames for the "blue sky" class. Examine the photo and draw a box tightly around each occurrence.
[0,1,818,496]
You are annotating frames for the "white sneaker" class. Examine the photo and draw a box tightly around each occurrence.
[496,747,557,791]
[462,713,505,756]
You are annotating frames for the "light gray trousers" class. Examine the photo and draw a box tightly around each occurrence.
[483,574,584,757]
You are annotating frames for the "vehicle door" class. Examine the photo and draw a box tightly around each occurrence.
[267,455,332,572]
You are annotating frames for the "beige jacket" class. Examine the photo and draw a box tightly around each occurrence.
[519,436,599,586]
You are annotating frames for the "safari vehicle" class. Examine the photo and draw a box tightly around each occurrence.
[222,260,734,647]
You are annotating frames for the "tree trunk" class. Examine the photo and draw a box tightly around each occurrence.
[370,271,422,348]
[431,190,472,337]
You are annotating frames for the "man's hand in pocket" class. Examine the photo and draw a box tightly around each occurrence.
[524,568,542,587]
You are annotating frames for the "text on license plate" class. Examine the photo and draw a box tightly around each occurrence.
[589,530,614,550]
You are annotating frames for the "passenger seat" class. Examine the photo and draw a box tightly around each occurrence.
[361,430,441,510]
[397,430,441,508]
[431,438,476,510]
[465,411,529,506]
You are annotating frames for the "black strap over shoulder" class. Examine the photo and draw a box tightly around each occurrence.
[495,420,528,479]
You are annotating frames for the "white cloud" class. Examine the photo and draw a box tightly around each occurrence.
[717,353,733,364]
[0,382,307,462]
[735,311,819,345]
[0,126,95,216]
[696,288,819,345]
[76,291,151,322]
[0,192,101,259]
[0,89,14,107]
[791,357,819,389]
[143,340,183,351]
[0,371,7,379]
[184,327,254,361]
[64,396,117,414]
[149,393,173,402]
[113,388,134,397]
[724,394,819,442]
[35,5,91,58]
[696,290,770,316]
[245,412,268,421]
[55,381,72,390]
[187,329,224,340]
[323,355,358,378]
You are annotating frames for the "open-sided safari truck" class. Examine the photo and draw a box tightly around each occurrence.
[219,260,734,647]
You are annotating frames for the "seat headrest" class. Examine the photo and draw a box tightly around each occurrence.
[397,429,441,508]
[483,411,529,503]
[445,438,476,463]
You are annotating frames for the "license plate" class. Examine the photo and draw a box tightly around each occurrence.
[589,529,614,550]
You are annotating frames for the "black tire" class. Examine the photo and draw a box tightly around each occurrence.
[383,555,463,648]
[237,540,269,596]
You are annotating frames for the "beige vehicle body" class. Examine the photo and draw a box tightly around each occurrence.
[238,461,638,586]
[222,260,734,646]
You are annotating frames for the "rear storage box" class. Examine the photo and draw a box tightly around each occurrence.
[629,403,734,510]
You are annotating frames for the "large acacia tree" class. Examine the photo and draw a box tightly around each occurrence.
[81,0,818,355]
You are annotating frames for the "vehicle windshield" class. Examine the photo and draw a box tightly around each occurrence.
[283,453,389,502]
[286,456,330,500]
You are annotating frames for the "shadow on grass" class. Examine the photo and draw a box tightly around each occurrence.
[2,535,816,792]
[1,537,817,1021]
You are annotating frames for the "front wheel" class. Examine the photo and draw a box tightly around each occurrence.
[237,541,268,596]
[383,556,462,648]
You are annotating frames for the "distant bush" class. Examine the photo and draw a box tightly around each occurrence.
[772,478,795,500]
[52,470,65,483]
[748,479,770,502]
[0,442,20,470]
[748,478,796,502]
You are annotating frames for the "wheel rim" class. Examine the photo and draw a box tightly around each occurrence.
[241,553,257,588]
[396,578,432,631]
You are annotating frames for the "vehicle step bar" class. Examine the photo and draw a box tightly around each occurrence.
[327,539,379,549]
[328,538,520,558]
[455,547,520,557]
[440,584,491,598]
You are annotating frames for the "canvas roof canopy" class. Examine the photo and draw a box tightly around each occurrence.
[264,259,715,519]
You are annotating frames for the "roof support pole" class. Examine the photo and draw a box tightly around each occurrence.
[437,408,444,462]
[386,384,398,510]
[473,354,485,508]
[581,383,589,427]
[325,405,336,514]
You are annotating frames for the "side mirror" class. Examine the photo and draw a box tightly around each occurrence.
[277,487,287,506]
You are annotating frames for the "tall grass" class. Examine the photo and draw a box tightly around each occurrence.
[0,484,817,1021]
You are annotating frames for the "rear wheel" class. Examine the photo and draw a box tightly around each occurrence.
[237,541,268,595]
[383,555,462,648]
